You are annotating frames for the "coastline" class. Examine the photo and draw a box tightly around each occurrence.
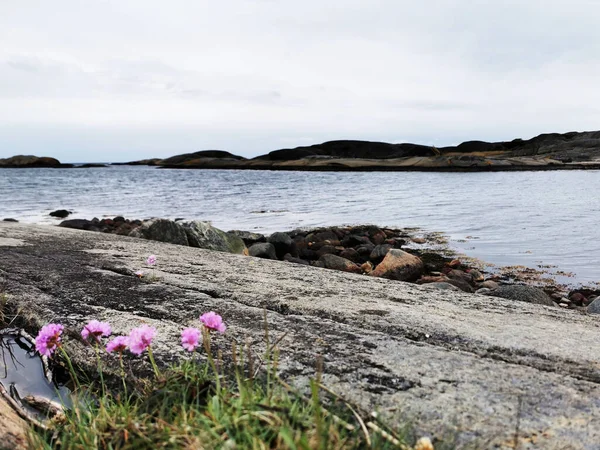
[48,216,600,309]
[2,220,600,447]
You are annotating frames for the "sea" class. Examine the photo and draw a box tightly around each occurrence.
[1,165,598,286]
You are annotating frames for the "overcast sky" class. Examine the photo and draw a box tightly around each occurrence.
[1,1,599,162]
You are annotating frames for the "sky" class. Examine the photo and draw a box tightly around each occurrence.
[1,1,600,162]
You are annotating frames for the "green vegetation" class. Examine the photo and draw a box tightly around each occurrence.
[29,355,431,450]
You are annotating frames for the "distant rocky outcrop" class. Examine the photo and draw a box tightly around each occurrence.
[124,130,600,172]
[0,155,72,168]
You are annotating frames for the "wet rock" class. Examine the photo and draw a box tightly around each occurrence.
[369,244,392,264]
[482,285,556,307]
[181,221,246,254]
[249,242,277,260]
[113,216,126,224]
[370,249,424,282]
[339,248,360,262]
[417,275,449,284]
[283,254,310,265]
[422,282,460,291]
[569,292,587,307]
[587,298,600,314]
[268,232,295,259]
[228,230,266,247]
[59,219,96,231]
[342,234,373,247]
[49,209,71,218]
[412,237,426,244]
[419,252,452,272]
[2,218,18,222]
[316,245,339,258]
[129,219,189,246]
[356,244,376,257]
[318,254,362,274]
[307,230,338,243]
[479,280,499,290]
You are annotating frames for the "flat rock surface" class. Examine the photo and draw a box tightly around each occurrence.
[1,222,599,449]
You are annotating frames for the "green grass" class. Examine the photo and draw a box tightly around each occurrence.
[30,357,421,450]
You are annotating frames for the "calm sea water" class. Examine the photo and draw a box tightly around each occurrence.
[1,166,598,285]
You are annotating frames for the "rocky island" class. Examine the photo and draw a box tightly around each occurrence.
[123,130,600,171]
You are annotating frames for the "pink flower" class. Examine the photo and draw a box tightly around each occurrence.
[181,327,201,352]
[35,323,64,357]
[81,320,112,342]
[146,255,156,266]
[134,270,144,278]
[106,336,129,353]
[200,312,226,334]
[128,325,157,355]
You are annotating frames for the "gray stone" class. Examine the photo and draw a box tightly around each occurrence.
[181,221,246,254]
[129,219,189,246]
[481,285,556,307]
[369,244,392,263]
[421,282,460,291]
[1,222,600,448]
[587,297,600,314]
[318,254,361,274]
[248,242,277,260]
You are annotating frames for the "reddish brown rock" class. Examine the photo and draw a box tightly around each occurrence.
[370,249,424,282]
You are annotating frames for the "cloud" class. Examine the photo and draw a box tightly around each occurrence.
[1,0,600,161]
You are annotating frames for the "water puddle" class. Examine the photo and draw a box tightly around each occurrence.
[0,331,71,420]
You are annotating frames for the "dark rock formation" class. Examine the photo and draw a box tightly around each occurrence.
[0,155,72,168]
[267,232,296,259]
[248,242,277,260]
[49,209,71,218]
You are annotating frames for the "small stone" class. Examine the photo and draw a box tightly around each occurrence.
[412,237,426,244]
[2,218,18,222]
[319,254,362,274]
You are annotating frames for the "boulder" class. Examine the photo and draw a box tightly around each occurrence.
[569,292,587,307]
[228,230,266,247]
[181,221,246,254]
[339,248,360,263]
[2,218,18,222]
[249,242,277,260]
[316,245,339,258]
[318,254,362,274]
[587,298,600,314]
[342,235,373,247]
[369,244,392,264]
[129,219,189,246]
[481,285,556,307]
[306,230,338,243]
[49,209,71,218]
[267,232,295,259]
[370,249,424,282]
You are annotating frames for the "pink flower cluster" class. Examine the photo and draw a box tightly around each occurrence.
[146,255,157,266]
[35,311,226,358]
[180,311,226,352]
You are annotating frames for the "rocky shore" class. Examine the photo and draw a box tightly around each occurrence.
[1,221,600,448]
[55,215,600,312]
